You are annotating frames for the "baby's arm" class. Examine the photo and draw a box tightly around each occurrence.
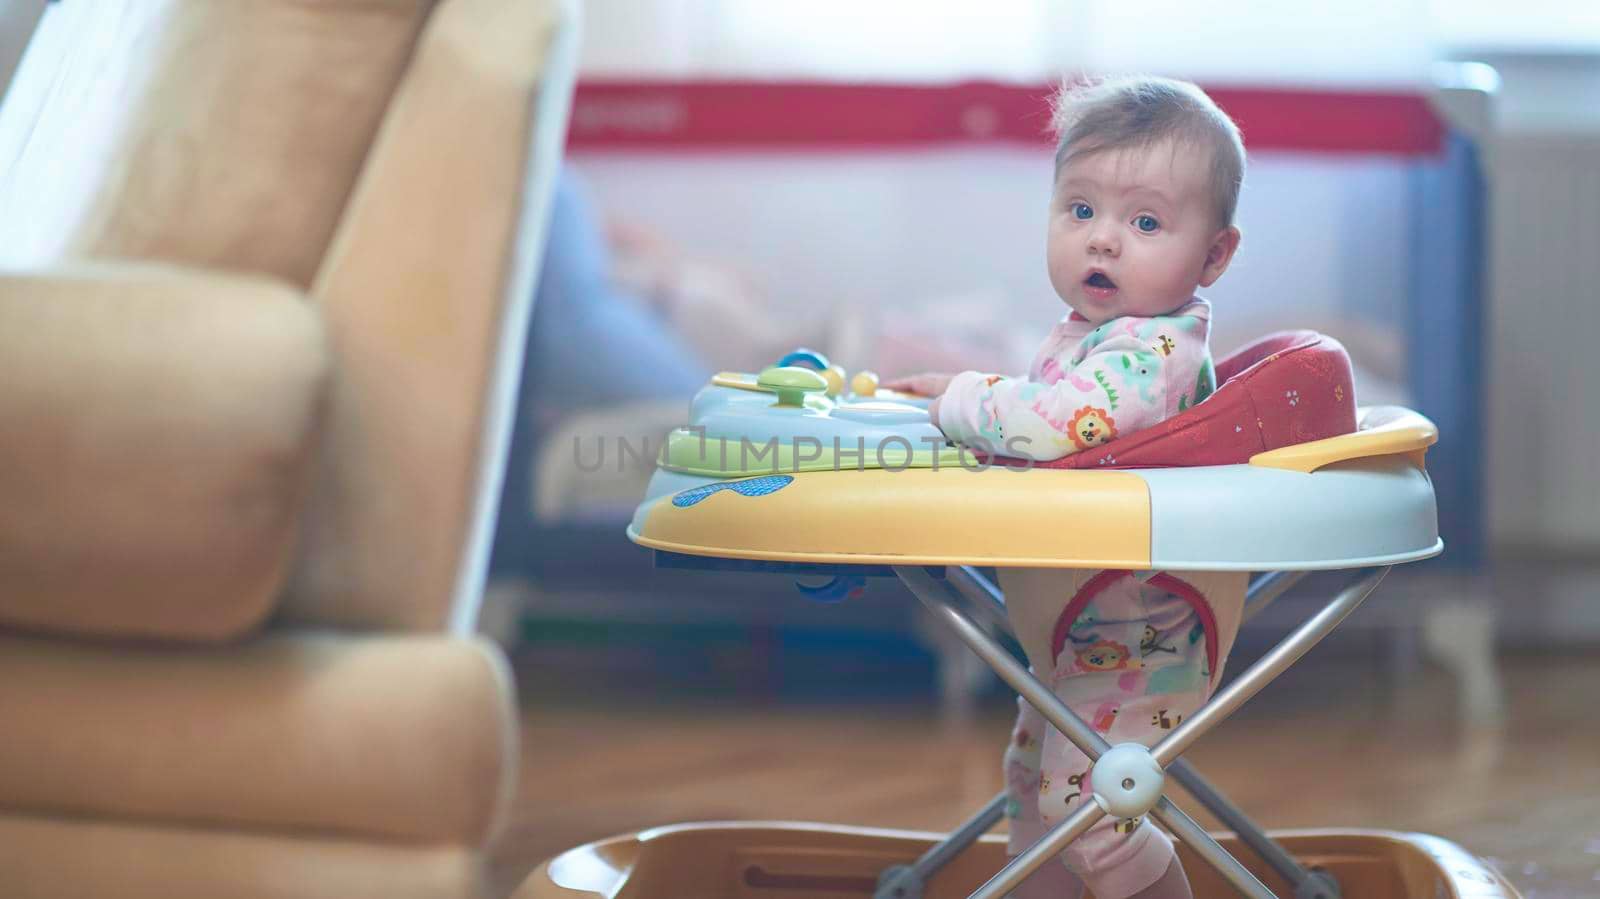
[937,333,1171,462]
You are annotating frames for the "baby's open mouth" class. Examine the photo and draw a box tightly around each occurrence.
[1085,272,1117,290]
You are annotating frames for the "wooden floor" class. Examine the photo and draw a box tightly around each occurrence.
[492,651,1600,897]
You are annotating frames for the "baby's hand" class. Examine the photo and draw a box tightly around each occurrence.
[882,372,955,397]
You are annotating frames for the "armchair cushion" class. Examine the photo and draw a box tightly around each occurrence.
[0,631,515,847]
[0,262,326,641]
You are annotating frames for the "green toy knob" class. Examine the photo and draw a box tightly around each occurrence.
[758,366,829,407]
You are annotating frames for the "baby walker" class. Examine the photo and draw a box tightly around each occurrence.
[517,334,1519,899]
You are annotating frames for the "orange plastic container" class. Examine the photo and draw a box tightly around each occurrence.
[518,821,1519,899]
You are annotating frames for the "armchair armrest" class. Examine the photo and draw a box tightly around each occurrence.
[0,262,326,641]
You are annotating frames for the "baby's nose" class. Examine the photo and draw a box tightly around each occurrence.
[1087,227,1119,256]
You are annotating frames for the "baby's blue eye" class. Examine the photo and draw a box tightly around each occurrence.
[1134,215,1160,233]
[1071,202,1094,221]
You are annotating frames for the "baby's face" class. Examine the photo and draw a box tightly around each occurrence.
[1046,137,1239,324]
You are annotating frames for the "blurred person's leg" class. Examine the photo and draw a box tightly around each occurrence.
[525,170,710,419]
[490,169,710,587]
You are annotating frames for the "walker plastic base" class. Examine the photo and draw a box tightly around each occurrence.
[517,821,1519,899]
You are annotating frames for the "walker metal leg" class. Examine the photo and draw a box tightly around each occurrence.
[1151,568,1388,765]
[1149,798,1286,899]
[895,565,1391,899]
[1244,570,1310,622]
[871,568,1032,898]
[948,565,1010,631]
[936,566,1341,896]
[1167,760,1341,899]
[896,567,1112,761]
[895,566,1276,898]
[875,793,1009,899]
[971,800,1106,899]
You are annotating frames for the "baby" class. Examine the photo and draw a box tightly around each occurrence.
[886,77,1248,899]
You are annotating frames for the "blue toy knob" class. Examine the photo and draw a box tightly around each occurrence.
[777,348,830,371]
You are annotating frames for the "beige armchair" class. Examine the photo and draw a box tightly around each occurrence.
[0,0,576,895]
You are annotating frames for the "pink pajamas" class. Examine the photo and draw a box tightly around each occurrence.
[997,569,1248,899]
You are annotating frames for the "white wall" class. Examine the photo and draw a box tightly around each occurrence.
[577,0,1463,86]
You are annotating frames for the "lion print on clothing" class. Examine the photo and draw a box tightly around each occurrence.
[1067,406,1118,450]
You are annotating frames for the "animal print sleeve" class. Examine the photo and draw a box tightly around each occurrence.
[936,333,1175,463]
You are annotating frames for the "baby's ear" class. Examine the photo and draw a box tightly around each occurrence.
[1199,226,1241,287]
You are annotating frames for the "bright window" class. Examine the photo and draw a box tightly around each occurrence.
[580,0,1599,83]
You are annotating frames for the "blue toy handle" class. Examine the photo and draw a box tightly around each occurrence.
[776,348,830,371]
[794,575,865,604]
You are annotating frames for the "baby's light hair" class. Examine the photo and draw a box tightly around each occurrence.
[1051,76,1246,228]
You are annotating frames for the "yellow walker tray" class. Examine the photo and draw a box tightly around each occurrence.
[520,346,1514,899]
[629,405,1440,572]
